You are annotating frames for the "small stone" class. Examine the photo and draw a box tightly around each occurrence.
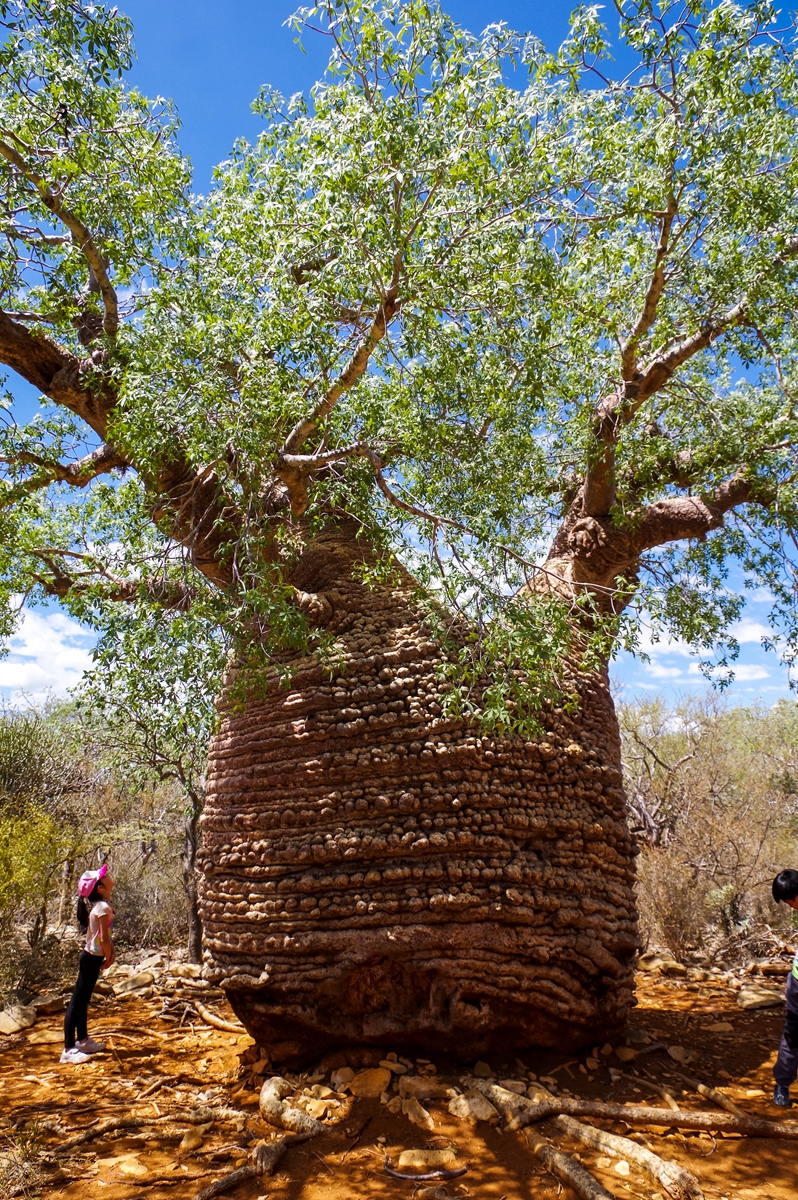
[737,984,784,1011]
[115,971,155,995]
[614,1160,630,1176]
[379,1059,408,1073]
[398,1149,457,1170]
[387,1095,402,1113]
[596,1156,611,1169]
[179,1128,204,1153]
[448,1089,499,1124]
[31,994,66,1015]
[615,1047,637,1063]
[627,1028,650,1046]
[118,1156,149,1176]
[586,1057,599,1070]
[350,1067,392,1098]
[402,1094,435,1130]
[305,1098,329,1119]
[498,1079,527,1095]
[600,1044,614,1056]
[660,961,687,977]
[331,1067,354,1089]
[0,1005,36,1034]
[667,1045,695,1065]
[704,1021,734,1033]
[169,963,202,979]
[473,1060,494,1077]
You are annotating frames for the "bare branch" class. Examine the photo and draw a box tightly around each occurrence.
[1,442,129,504]
[0,136,119,334]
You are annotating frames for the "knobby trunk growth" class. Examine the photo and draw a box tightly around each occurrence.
[0,0,797,1052]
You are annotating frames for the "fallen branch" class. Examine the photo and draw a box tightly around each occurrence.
[55,1106,247,1151]
[192,1133,315,1200]
[525,1130,616,1200]
[553,1114,704,1200]
[668,1071,747,1118]
[193,1001,246,1035]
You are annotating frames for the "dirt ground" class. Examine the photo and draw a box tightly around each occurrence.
[1,963,796,1200]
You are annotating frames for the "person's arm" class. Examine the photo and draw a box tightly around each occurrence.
[97,911,115,969]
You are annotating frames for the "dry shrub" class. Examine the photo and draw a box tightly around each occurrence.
[621,694,798,963]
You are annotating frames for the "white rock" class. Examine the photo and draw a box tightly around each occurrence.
[401,1095,435,1130]
[448,1088,499,1124]
[737,984,784,1010]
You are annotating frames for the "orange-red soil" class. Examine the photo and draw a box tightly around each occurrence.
[1,968,795,1200]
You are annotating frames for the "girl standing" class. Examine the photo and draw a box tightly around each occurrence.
[61,864,115,1065]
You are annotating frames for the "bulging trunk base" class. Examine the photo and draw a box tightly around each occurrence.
[198,527,639,1066]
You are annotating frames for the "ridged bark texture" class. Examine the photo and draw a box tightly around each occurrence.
[198,527,639,1064]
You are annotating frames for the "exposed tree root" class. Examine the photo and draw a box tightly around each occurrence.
[258,1077,325,1135]
[472,1078,704,1200]
[509,1097,798,1138]
[553,1114,704,1200]
[383,1157,468,1182]
[56,1106,247,1151]
[617,1070,679,1111]
[524,1130,616,1200]
[193,1001,246,1034]
[192,1132,315,1200]
[668,1071,747,1118]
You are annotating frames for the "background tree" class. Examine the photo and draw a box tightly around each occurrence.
[0,0,797,1054]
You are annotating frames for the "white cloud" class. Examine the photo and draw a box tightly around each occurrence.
[731,618,771,643]
[647,663,690,679]
[0,609,95,703]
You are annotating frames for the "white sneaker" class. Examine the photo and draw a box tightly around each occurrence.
[76,1037,106,1055]
[60,1047,91,1064]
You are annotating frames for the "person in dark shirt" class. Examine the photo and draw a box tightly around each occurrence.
[770,870,798,1106]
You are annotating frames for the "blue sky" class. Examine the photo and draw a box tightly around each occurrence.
[0,1,793,707]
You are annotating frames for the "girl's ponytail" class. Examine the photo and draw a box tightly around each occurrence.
[76,881,101,932]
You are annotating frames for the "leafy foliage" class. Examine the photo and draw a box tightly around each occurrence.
[0,0,797,725]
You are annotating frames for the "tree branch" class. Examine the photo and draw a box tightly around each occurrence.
[620,194,678,381]
[0,443,129,506]
[582,234,798,518]
[280,258,401,455]
[0,136,119,334]
[28,548,194,610]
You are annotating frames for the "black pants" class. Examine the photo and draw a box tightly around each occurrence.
[64,951,104,1049]
[774,1009,798,1088]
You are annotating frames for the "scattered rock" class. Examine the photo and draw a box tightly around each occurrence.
[498,1078,527,1094]
[448,1089,499,1124]
[0,1005,36,1034]
[615,1047,637,1063]
[397,1149,458,1170]
[667,1045,696,1065]
[401,1095,435,1130]
[387,1095,402,1114]
[400,1076,451,1100]
[31,994,65,1015]
[27,1029,63,1045]
[169,962,202,979]
[350,1067,392,1098]
[331,1066,354,1090]
[473,1060,493,1077]
[379,1059,408,1074]
[179,1127,204,1153]
[737,984,784,1011]
[114,971,155,995]
[600,1043,613,1056]
[660,961,687,977]
[626,1028,650,1046]
[614,1160,630,1176]
[704,1021,734,1033]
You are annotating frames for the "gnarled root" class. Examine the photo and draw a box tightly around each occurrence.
[258,1077,325,1136]
[192,1132,315,1200]
[525,1131,616,1200]
[668,1071,746,1118]
[193,1000,245,1035]
[553,1115,704,1200]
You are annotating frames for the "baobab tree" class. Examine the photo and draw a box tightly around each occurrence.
[1,0,797,1059]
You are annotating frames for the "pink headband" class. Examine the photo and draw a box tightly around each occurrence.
[78,864,109,898]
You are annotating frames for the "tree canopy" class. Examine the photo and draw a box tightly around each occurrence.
[1,0,797,722]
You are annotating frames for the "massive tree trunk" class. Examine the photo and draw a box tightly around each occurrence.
[198,524,639,1064]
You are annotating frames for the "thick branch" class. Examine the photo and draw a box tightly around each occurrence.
[0,309,115,438]
[583,234,798,518]
[28,550,194,610]
[0,137,118,334]
[1,443,128,504]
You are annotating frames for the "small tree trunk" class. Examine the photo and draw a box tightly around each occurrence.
[182,794,204,963]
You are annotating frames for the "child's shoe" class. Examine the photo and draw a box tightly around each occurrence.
[60,1047,91,1064]
[76,1036,105,1055]
[773,1084,791,1107]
